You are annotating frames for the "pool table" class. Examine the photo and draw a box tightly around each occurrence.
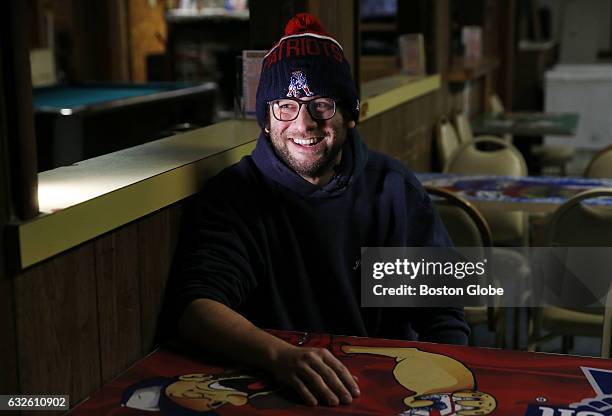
[33,82,217,171]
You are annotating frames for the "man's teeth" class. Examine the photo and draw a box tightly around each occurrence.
[291,137,322,146]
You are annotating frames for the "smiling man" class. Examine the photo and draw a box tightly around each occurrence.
[164,13,469,409]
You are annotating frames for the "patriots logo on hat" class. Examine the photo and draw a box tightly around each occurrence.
[287,71,314,98]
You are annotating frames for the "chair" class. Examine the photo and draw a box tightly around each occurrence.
[425,186,504,347]
[436,118,461,168]
[488,94,575,175]
[444,137,529,247]
[584,144,612,178]
[528,189,612,358]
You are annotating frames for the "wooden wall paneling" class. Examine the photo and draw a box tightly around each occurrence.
[483,0,501,57]
[46,0,78,82]
[404,93,438,171]
[352,0,360,96]
[432,0,451,78]
[138,204,183,354]
[107,0,131,81]
[359,91,438,171]
[483,0,501,105]
[0,277,19,395]
[248,0,307,49]
[1,1,20,402]
[358,113,383,150]
[25,0,42,49]
[95,221,142,384]
[3,0,39,219]
[431,0,454,118]
[71,0,105,81]
[498,0,517,109]
[128,0,167,82]
[307,0,356,75]
[399,100,422,164]
[379,108,404,158]
[403,126,430,171]
[14,243,101,407]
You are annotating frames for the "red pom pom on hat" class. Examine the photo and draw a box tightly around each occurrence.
[284,13,329,36]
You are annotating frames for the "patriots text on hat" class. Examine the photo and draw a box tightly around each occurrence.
[263,36,344,69]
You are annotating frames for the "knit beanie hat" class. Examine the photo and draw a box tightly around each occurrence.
[255,13,360,128]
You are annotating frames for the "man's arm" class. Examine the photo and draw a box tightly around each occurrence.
[178,298,360,406]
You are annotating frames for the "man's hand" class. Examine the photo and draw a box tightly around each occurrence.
[270,345,360,406]
[179,299,360,407]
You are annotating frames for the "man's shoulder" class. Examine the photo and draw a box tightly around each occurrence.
[363,150,425,195]
[200,155,264,198]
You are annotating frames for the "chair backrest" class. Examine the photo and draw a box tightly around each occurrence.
[547,189,612,358]
[443,137,528,176]
[548,189,612,247]
[436,118,461,167]
[604,284,612,358]
[584,144,612,178]
[426,186,499,329]
[454,112,474,144]
[489,94,505,116]
[426,186,493,248]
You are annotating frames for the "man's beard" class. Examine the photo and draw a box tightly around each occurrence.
[268,129,346,179]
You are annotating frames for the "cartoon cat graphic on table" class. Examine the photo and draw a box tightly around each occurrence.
[341,345,496,416]
[123,345,496,415]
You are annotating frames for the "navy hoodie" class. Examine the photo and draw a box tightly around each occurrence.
[166,128,469,344]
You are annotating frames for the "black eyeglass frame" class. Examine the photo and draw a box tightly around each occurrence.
[267,97,338,122]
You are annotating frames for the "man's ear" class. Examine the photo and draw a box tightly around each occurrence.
[264,110,271,135]
[347,120,356,129]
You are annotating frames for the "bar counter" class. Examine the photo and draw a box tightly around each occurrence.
[12,75,441,269]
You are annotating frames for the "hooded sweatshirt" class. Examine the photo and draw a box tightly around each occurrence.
[165,128,469,344]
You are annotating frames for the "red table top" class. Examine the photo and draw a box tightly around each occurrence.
[71,330,612,415]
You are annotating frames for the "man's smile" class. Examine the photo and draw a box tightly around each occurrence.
[287,136,327,154]
[289,136,324,147]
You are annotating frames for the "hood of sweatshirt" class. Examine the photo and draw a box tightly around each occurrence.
[251,127,369,198]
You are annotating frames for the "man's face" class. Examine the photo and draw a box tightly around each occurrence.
[267,96,355,184]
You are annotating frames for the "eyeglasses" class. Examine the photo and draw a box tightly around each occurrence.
[268,97,337,121]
